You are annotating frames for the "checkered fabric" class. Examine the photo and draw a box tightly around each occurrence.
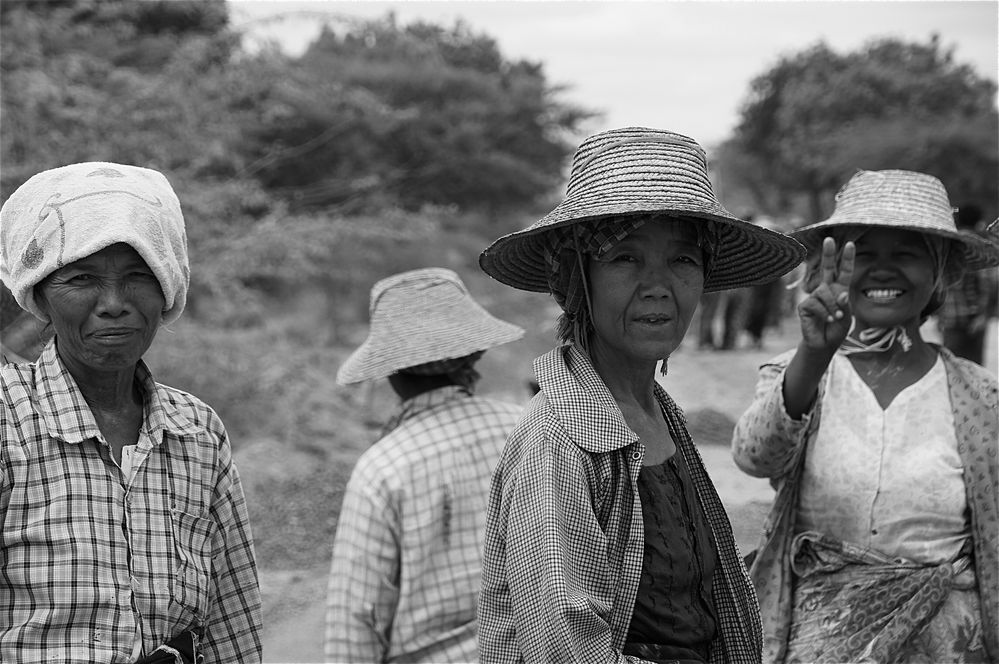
[325,386,524,663]
[479,344,762,664]
[0,340,263,663]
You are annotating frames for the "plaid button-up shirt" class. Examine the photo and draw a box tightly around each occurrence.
[325,385,524,663]
[479,345,762,664]
[0,340,263,663]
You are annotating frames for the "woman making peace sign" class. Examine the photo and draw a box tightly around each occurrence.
[732,170,999,663]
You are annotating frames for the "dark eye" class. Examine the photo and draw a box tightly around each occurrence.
[67,273,95,284]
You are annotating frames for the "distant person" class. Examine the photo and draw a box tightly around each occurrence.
[699,217,753,350]
[732,170,999,663]
[325,267,525,663]
[477,127,804,663]
[0,162,263,662]
[938,203,998,365]
[742,217,789,350]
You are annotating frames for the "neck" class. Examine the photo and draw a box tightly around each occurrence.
[62,358,139,411]
[587,343,660,413]
[388,373,460,401]
[847,321,933,365]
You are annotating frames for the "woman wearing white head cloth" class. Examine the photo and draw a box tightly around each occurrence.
[0,163,263,663]
[732,170,999,663]
[477,127,805,664]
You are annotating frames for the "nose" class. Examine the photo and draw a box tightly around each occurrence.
[95,281,133,317]
[638,260,675,298]
[866,256,899,279]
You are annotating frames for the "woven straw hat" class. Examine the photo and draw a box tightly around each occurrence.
[479,127,805,293]
[792,169,999,270]
[337,267,524,385]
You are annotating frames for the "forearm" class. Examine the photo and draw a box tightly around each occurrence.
[782,342,835,420]
[324,483,397,663]
[205,471,263,662]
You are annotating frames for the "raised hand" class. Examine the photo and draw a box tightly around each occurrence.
[797,237,855,352]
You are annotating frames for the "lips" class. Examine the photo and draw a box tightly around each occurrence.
[90,327,138,340]
[634,314,672,324]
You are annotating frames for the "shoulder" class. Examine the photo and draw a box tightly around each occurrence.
[762,348,798,371]
[451,394,525,425]
[939,347,998,400]
[472,395,527,418]
[154,381,227,431]
[498,391,595,479]
[0,360,35,405]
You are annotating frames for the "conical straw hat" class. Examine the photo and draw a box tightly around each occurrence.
[337,267,524,385]
[792,169,999,270]
[479,127,805,293]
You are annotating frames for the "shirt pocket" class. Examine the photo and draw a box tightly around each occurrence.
[170,507,217,622]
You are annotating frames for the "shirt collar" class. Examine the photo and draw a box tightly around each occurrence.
[535,344,670,454]
[381,384,473,436]
[34,338,201,445]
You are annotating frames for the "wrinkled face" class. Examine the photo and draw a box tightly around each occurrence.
[36,243,165,373]
[849,228,936,329]
[588,220,705,368]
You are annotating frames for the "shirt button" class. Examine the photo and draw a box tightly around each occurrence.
[871,528,878,535]
[130,577,141,593]
[631,451,641,461]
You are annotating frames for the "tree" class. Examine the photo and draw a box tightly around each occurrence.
[241,15,595,216]
[728,36,998,222]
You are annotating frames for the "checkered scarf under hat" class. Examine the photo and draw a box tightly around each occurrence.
[337,268,524,385]
[479,127,804,294]
[0,162,189,324]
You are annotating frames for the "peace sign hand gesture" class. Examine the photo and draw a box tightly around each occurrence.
[797,237,855,352]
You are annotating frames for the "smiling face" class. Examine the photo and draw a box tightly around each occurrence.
[35,243,165,375]
[587,219,705,374]
[849,228,937,330]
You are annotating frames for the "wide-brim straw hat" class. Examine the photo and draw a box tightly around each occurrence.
[479,127,806,293]
[337,267,525,385]
[792,169,999,270]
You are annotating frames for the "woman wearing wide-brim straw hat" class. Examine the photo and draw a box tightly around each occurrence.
[477,127,805,664]
[327,268,527,664]
[732,169,999,663]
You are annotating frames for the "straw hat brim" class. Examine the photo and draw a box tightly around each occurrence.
[480,203,806,294]
[792,215,999,271]
[336,297,524,385]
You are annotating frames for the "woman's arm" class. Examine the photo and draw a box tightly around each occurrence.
[203,421,264,663]
[324,464,399,663]
[783,237,854,418]
[485,425,647,664]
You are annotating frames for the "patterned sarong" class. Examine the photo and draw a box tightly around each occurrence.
[785,532,986,663]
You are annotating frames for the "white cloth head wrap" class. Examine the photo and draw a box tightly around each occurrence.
[0,162,189,324]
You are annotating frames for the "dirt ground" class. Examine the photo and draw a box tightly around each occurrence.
[248,320,997,664]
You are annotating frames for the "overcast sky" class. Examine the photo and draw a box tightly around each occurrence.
[228,0,999,147]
